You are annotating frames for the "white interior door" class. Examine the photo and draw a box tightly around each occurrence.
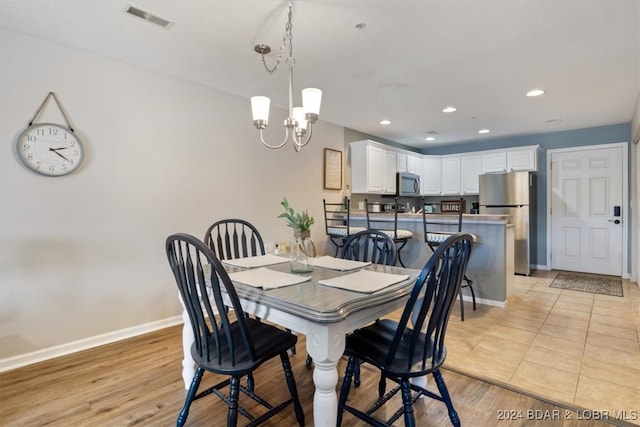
[550,145,624,276]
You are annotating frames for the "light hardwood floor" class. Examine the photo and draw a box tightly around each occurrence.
[0,321,623,427]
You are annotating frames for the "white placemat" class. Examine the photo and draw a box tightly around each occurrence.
[222,254,288,269]
[318,269,410,293]
[309,256,371,271]
[228,267,311,289]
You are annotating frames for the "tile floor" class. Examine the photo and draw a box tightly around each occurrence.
[442,270,640,425]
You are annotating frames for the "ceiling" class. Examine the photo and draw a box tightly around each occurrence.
[1,0,638,148]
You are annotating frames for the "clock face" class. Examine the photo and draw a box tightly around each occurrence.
[17,123,84,176]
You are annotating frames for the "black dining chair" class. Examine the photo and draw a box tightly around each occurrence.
[204,219,296,374]
[337,233,473,427]
[166,233,305,427]
[364,198,413,267]
[305,229,398,381]
[422,198,477,321]
[204,219,265,261]
[341,229,398,267]
[323,197,366,256]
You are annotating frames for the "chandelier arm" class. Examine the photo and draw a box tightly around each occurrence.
[259,128,290,150]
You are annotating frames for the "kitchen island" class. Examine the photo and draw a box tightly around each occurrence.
[348,213,515,306]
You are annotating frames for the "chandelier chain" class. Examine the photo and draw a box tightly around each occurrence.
[260,3,294,74]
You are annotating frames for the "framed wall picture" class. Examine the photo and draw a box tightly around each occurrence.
[323,148,342,190]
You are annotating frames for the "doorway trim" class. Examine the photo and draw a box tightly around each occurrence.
[546,142,629,278]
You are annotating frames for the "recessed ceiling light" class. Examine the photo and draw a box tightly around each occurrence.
[379,119,391,125]
[478,129,490,134]
[442,106,457,113]
[425,137,435,141]
[526,89,545,97]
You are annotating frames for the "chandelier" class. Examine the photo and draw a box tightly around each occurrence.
[250,1,322,151]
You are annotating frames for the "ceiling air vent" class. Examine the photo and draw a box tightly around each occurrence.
[125,5,173,29]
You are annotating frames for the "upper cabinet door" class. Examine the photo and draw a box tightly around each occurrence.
[407,155,420,174]
[508,148,538,171]
[441,156,461,195]
[365,144,384,193]
[396,152,407,173]
[422,156,442,195]
[461,155,482,194]
[382,149,397,194]
[482,152,507,173]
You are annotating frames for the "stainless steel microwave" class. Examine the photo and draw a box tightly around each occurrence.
[396,172,421,197]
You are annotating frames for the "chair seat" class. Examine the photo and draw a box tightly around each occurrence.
[427,232,478,244]
[327,226,367,237]
[426,232,452,243]
[194,318,298,376]
[379,229,413,240]
[346,319,443,377]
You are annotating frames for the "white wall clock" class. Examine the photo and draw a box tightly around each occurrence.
[16,92,84,177]
[17,123,84,176]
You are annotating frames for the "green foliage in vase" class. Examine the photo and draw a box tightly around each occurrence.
[278,197,314,232]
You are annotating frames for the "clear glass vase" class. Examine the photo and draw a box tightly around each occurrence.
[290,230,316,273]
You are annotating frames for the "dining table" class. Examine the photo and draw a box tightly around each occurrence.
[179,254,421,427]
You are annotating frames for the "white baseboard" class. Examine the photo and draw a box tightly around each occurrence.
[459,294,506,308]
[0,315,183,373]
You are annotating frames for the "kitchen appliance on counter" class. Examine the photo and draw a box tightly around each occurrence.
[479,171,536,275]
[396,172,420,197]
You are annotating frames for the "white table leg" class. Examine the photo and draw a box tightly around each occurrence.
[306,323,345,427]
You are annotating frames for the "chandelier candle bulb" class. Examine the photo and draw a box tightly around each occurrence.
[250,96,270,127]
[302,88,322,117]
[292,107,308,132]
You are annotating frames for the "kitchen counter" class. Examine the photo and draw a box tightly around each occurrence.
[347,212,515,306]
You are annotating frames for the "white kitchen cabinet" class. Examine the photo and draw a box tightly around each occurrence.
[507,147,538,171]
[441,156,461,195]
[482,152,507,173]
[383,149,397,194]
[350,141,381,193]
[407,155,420,174]
[482,146,539,173]
[422,156,442,195]
[461,154,482,194]
[350,140,397,194]
[351,141,538,195]
[396,152,407,173]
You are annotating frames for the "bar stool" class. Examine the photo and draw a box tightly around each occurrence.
[323,197,366,256]
[422,197,477,321]
[365,197,413,267]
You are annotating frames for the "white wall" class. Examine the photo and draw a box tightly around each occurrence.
[0,28,345,364]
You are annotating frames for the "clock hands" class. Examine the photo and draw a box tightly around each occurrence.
[49,147,71,163]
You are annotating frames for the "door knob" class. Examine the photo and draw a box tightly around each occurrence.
[608,219,621,224]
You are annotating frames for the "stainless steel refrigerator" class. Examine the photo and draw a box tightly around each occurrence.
[479,171,536,275]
